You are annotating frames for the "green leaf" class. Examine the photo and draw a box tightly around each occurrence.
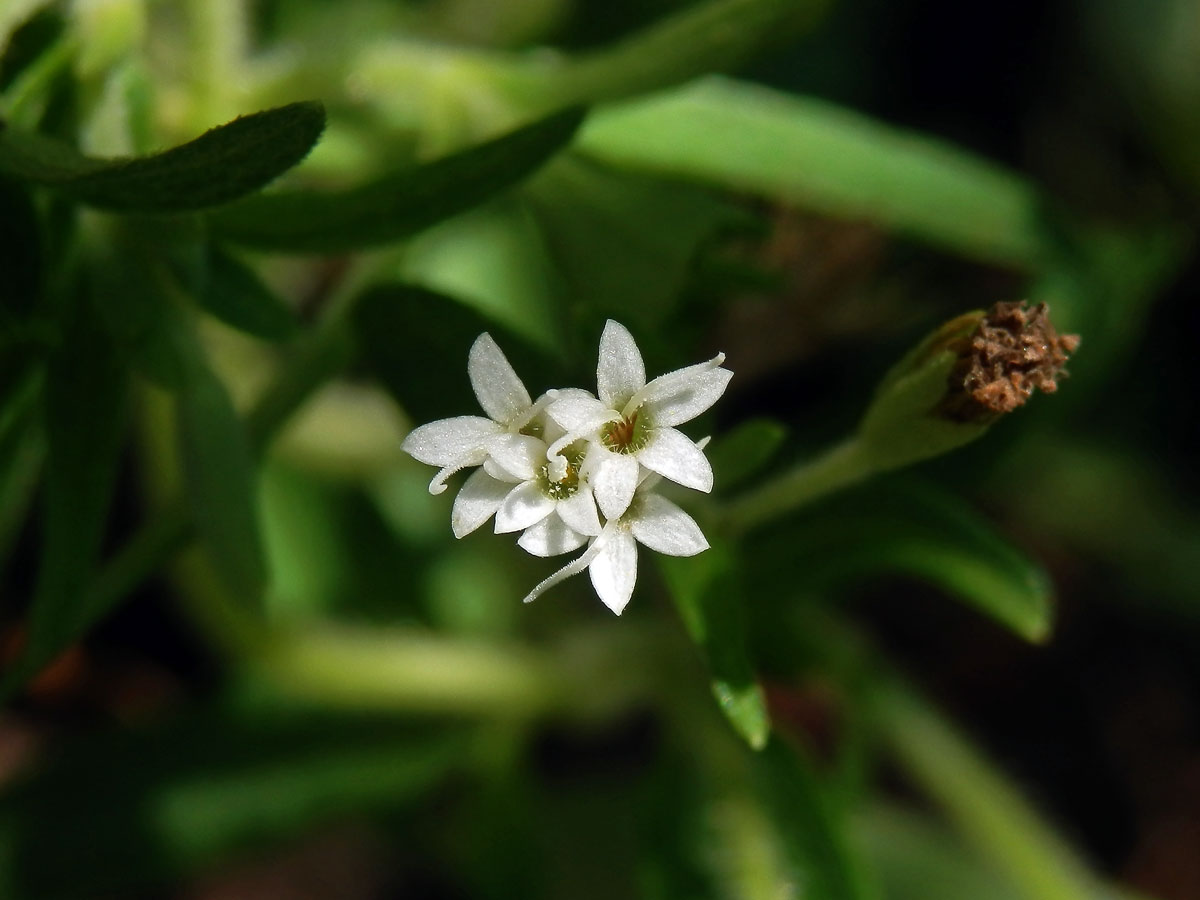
[0,101,325,211]
[0,370,43,576]
[0,706,465,899]
[659,544,770,750]
[754,740,878,900]
[0,5,64,92]
[208,107,585,253]
[707,417,788,491]
[177,348,268,605]
[4,294,128,695]
[578,77,1047,268]
[751,480,1054,642]
[525,156,744,328]
[353,282,558,425]
[194,245,297,341]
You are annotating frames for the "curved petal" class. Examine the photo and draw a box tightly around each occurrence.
[643,367,733,427]
[495,482,555,533]
[518,515,588,557]
[597,320,646,409]
[547,395,612,434]
[556,489,602,536]
[629,494,709,556]
[469,333,531,425]
[483,457,523,483]
[588,528,638,615]
[592,452,641,520]
[486,433,544,481]
[451,469,514,538]
[638,426,713,493]
[401,416,501,465]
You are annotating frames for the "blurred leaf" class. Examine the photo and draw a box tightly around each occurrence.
[195,244,297,341]
[177,346,268,605]
[524,156,744,328]
[0,706,466,899]
[867,678,1107,900]
[209,108,585,253]
[2,293,128,696]
[751,480,1053,643]
[354,283,557,425]
[0,101,325,211]
[854,804,1024,900]
[707,418,787,492]
[0,372,43,575]
[753,740,878,900]
[0,5,64,92]
[659,544,770,750]
[578,76,1047,268]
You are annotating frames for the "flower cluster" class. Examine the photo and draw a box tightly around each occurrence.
[402,320,732,614]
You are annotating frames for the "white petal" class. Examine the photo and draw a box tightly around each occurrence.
[495,482,555,533]
[629,494,709,557]
[468,333,531,425]
[643,367,733,427]
[428,447,489,495]
[556,489,602,536]
[592,452,641,520]
[597,320,646,409]
[518,515,589,557]
[401,416,501,466]
[637,426,713,493]
[486,433,544,481]
[547,395,612,433]
[588,528,638,615]
[521,538,607,604]
[483,457,523,483]
[451,469,513,538]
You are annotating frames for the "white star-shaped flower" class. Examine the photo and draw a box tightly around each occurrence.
[546,320,731,520]
[401,332,550,495]
[519,467,710,615]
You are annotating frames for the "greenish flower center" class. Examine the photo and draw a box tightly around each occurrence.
[538,441,586,500]
[600,407,651,454]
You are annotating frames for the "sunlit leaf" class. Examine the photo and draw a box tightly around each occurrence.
[659,544,770,750]
[209,108,585,253]
[0,101,325,211]
[578,77,1046,268]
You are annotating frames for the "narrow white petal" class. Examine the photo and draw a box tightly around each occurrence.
[428,447,488,495]
[468,333,531,426]
[401,416,501,465]
[555,489,602,536]
[518,515,588,557]
[629,494,709,557]
[522,536,609,604]
[597,320,646,409]
[547,395,613,433]
[638,426,714,493]
[451,469,513,538]
[495,482,556,533]
[588,528,638,615]
[644,367,733,427]
[592,453,641,520]
[486,433,544,481]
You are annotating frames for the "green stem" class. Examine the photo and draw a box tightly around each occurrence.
[722,436,873,536]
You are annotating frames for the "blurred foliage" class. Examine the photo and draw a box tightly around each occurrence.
[0,0,1198,898]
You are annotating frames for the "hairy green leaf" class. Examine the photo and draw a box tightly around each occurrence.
[579,77,1046,268]
[659,544,770,750]
[0,101,325,211]
[208,108,585,252]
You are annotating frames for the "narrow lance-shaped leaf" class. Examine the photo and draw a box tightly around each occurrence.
[208,107,586,253]
[2,295,128,697]
[659,543,770,750]
[194,244,297,341]
[0,101,325,211]
[578,77,1047,268]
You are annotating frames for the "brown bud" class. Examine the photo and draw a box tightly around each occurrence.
[940,301,1079,423]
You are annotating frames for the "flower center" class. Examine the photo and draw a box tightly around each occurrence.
[600,407,650,454]
[538,442,585,500]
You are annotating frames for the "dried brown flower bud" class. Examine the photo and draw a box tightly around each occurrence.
[940,301,1079,423]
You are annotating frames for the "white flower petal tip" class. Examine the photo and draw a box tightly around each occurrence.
[468,333,532,426]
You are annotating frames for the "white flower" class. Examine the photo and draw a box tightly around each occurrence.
[401,332,550,494]
[520,467,710,615]
[546,320,731,520]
